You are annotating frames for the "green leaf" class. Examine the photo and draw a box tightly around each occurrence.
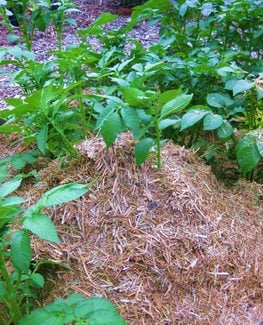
[64,17,77,27]
[74,297,119,318]
[206,93,233,108]
[158,118,181,130]
[20,295,126,325]
[233,80,254,96]
[160,94,193,119]
[0,179,22,199]
[11,152,37,170]
[20,310,63,325]
[158,88,182,107]
[78,13,117,37]
[0,215,11,229]
[37,125,49,155]
[11,230,32,273]
[0,280,7,297]
[30,273,45,288]
[180,110,209,131]
[145,61,165,72]
[0,206,22,220]
[95,106,116,130]
[82,310,126,325]
[179,3,188,16]
[74,297,126,324]
[203,113,224,130]
[236,135,261,173]
[121,107,141,138]
[217,121,233,139]
[135,137,154,166]
[36,183,90,208]
[23,213,60,243]
[88,12,117,26]
[11,158,26,170]
[225,79,254,96]
[123,87,147,107]
[6,34,20,43]
[100,112,124,148]
[0,196,26,206]
[217,66,236,76]
[0,164,9,182]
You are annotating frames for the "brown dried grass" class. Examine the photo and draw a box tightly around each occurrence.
[17,133,263,324]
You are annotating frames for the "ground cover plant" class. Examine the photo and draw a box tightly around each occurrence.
[0,0,262,323]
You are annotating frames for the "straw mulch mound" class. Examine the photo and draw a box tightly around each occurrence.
[19,134,263,324]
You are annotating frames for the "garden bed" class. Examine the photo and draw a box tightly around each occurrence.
[0,0,262,323]
[2,132,260,323]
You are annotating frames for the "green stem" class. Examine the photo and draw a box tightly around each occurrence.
[21,19,32,51]
[56,23,63,52]
[156,127,161,169]
[77,84,88,138]
[194,11,201,44]
[0,251,22,324]
[223,22,230,51]
[46,116,79,157]
[155,108,161,169]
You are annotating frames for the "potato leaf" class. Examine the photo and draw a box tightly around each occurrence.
[180,110,209,131]
[236,135,261,173]
[206,93,233,108]
[23,213,60,243]
[36,183,90,208]
[217,121,233,139]
[203,113,224,130]
[101,112,125,148]
[121,106,141,138]
[0,179,22,199]
[160,94,192,119]
[135,137,154,166]
[11,230,32,273]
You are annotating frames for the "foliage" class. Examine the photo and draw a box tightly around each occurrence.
[0,0,262,180]
[20,294,126,325]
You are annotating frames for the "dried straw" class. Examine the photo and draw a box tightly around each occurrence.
[15,133,263,323]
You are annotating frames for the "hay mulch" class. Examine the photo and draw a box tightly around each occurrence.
[16,133,263,324]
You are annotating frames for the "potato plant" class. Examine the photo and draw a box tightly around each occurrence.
[0,0,262,177]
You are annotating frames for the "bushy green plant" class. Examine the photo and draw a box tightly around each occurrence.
[126,0,263,178]
[0,0,262,179]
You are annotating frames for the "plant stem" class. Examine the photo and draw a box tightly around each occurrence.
[156,127,161,169]
[77,84,88,138]
[0,251,22,324]
[21,19,31,51]
[46,116,79,157]
[155,107,161,169]
[56,21,63,52]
